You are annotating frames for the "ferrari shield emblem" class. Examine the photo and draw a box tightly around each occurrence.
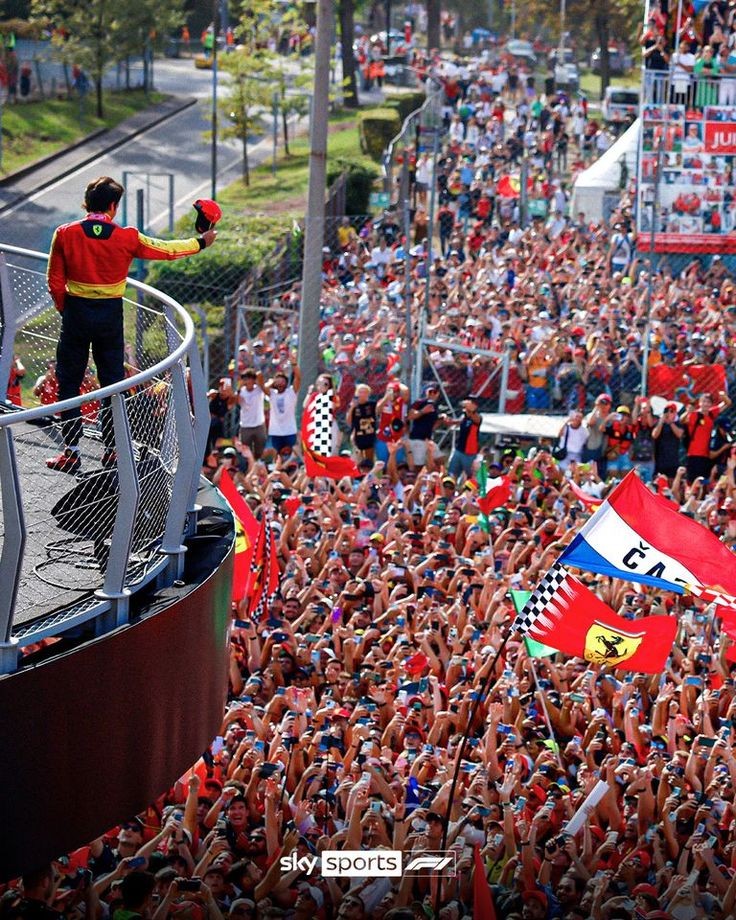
[234,519,247,555]
[93,223,102,236]
[584,621,643,666]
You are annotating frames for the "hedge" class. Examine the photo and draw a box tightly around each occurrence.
[327,157,381,215]
[145,213,289,307]
[359,108,401,162]
[383,91,427,123]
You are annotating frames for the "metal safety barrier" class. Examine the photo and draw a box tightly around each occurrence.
[0,245,211,673]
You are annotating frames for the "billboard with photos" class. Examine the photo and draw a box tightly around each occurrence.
[637,103,736,252]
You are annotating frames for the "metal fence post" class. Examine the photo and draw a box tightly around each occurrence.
[498,349,510,414]
[159,360,197,582]
[0,428,25,674]
[0,254,17,402]
[186,341,212,535]
[94,393,140,628]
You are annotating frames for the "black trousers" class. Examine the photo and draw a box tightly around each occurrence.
[56,295,125,449]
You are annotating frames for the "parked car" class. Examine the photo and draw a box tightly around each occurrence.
[547,47,577,69]
[591,46,632,75]
[549,48,580,91]
[504,39,537,65]
[601,86,640,123]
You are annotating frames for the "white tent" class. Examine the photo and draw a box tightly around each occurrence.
[570,118,640,222]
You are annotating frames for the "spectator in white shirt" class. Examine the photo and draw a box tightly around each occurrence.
[260,362,301,453]
[370,239,393,279]
[235,369,266,459]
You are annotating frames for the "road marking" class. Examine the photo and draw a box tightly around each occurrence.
[0,103,207,220]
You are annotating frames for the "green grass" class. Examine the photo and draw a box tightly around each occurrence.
[0,90,165,175]
[579,68,641,103]
[216,108,372,218]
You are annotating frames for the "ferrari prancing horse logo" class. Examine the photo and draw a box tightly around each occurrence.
[584,621,644,666]
[93,224,102,236]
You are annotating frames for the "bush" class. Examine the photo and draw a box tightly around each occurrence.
[359,108,401,162]
[327,157,381,215]
[383,91,426,123]
[145,214,289,307]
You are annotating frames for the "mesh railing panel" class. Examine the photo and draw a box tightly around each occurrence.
[0,250,194,632]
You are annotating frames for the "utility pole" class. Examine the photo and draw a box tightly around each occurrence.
[211,0,219,200]
[297,0,332,402]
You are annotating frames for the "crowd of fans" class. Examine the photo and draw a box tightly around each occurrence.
[9,22,736,920]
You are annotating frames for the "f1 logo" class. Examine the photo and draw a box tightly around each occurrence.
[404,852,457,877]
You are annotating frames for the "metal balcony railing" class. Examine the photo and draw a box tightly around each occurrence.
[641,71,736,109]
[0,245,211,673]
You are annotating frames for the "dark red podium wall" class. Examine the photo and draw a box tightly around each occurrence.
[0,549,233,880]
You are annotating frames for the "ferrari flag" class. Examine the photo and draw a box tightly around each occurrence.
[301,390,360,480]
[218,470,260,602]
[514,566,676,673]
[559,471,736,595]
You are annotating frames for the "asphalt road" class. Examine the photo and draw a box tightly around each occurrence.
[0,58,282,253]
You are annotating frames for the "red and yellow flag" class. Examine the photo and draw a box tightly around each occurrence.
[219,470,259,602]
[515,566,676,673]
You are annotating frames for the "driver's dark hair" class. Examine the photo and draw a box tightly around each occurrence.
[84,176,124,213]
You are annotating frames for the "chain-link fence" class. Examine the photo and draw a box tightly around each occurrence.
[382,77,444,204]
[0,246,206,666]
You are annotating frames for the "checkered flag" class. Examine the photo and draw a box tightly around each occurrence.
[248,517,281,623]
[303,390,334,455]
[513,565,574,636]
[684,583,736,611]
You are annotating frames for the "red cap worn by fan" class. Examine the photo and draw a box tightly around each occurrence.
[193,198,222,233]
[404,652,429,674]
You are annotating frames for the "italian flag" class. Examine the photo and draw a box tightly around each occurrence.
[475,461,512,532]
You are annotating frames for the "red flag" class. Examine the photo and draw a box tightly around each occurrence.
[647,364,726,401]
[283,495,301,517]
[219,471,260,602]
[496,175,521,199]
[515,566,676,673]
[303,444,360,480]
[477,475,512,514]
[244,516,280,621]
[300,391,360,480]
[566,479,602,510]
[473,845,497,919]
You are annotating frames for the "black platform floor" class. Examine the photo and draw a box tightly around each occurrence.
[3,420,113,627]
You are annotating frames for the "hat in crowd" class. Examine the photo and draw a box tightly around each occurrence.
[631,850,652,868]
[633,884,659,898]
[298,885,324,908]
[329,707,352,720]
[596,394,611,403]
[522,891,548,909]
[442,476,456,487]
[665,402,678,411]
[616,405,631,414]
[222,447,237,456]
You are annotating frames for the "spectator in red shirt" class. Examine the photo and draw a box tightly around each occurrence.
[686,390,732,481]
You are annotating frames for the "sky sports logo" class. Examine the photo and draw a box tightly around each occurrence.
[280,850,457,878]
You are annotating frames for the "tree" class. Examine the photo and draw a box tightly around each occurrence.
[218,50,270,184]
[30,0,181,117]
[426,0,441,52]
[338,0,358,109]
